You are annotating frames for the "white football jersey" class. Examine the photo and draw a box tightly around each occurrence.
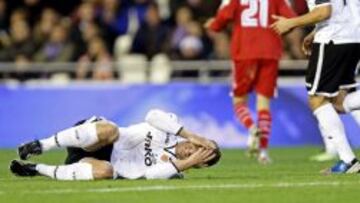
[110,110,183,179]
[307,0,359,43]
[348,0,360,41]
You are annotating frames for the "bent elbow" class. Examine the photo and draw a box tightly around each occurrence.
[145,109,161,123]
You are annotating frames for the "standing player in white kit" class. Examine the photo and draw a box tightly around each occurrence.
[10,109,221,180]
[271,0,360,173]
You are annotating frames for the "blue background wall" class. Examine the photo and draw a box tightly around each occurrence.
[0,83,359,148]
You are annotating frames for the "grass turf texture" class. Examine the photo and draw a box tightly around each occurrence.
[1,147,360,203]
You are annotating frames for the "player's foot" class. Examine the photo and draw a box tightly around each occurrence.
[18,140,42,160]
[258,150,272,165]
[246,127,260,158]
[322,159,360,175]
[310,152,338,162]
[9,160,38,177]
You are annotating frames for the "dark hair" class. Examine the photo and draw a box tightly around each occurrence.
[205,140,221,167]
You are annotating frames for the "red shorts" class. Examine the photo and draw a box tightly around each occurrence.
[232,59,279,98]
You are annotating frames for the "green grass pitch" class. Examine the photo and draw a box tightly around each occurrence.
[1,147,360,203]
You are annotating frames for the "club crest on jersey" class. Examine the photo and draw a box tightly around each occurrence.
[144,132,155,166]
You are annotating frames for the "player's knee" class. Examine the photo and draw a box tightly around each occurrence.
[332,102,346,114]
[93,162,113,179]
[257,94,271,110]
[233,96,248,105]
[80,158,113,180]
[309,96,329,111]
[331,94,346,114]
[96,121,119,144]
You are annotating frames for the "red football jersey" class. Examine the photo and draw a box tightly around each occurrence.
[209,0,296,60]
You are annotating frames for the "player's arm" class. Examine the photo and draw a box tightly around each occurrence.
[205,0,237,32]
[144,148,215,179]
[144,162,180,179]
[145,109,184,135]
[178,128,216,149]
[271,2,331,35]
[145,109,216,149]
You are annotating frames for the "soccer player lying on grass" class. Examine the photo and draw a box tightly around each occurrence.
[10,109,221,180]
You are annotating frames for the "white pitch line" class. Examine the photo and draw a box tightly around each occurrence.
[7,181,357,195]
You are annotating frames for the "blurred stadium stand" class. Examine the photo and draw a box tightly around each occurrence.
[0,0,311,82]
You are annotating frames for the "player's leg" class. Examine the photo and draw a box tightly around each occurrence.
[331,51,360,123]
[254,59,278,164]
[233,95,259,157]
[255,94,272,164]
[332,88,360,123]
[18,117,119,160]
[312,44,360,162]
[311,54,359,162]
[64,143,114,165]
[309,96,358,173]
[231,60,258,156]
[309,92,343,162]
[306,43,360,173]
[332,42,360,115]
[341,43,360,126]
[10,157,113,180]
[233,95,254,130]
[343,91,360,123]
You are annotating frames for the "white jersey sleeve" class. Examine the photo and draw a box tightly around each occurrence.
[348,0,360,26]
[145,109,183,135]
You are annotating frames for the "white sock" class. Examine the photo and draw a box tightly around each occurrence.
[343,91,360,112]
[40,123,99,151]
[319,124,338,156]
[35,163,94,180]
[314,103,356,164]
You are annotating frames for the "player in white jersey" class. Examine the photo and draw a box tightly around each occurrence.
[348,0,360,28]
[294,0,360,162]
[270,0,360,173]
[10,109,221,180]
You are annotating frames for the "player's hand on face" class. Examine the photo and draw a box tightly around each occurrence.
[270,15,294,35]
[189,135,216,150]
[188,148,216,167]
[302,33,314,56]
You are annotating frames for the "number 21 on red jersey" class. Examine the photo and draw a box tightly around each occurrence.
[240,0,269,27]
